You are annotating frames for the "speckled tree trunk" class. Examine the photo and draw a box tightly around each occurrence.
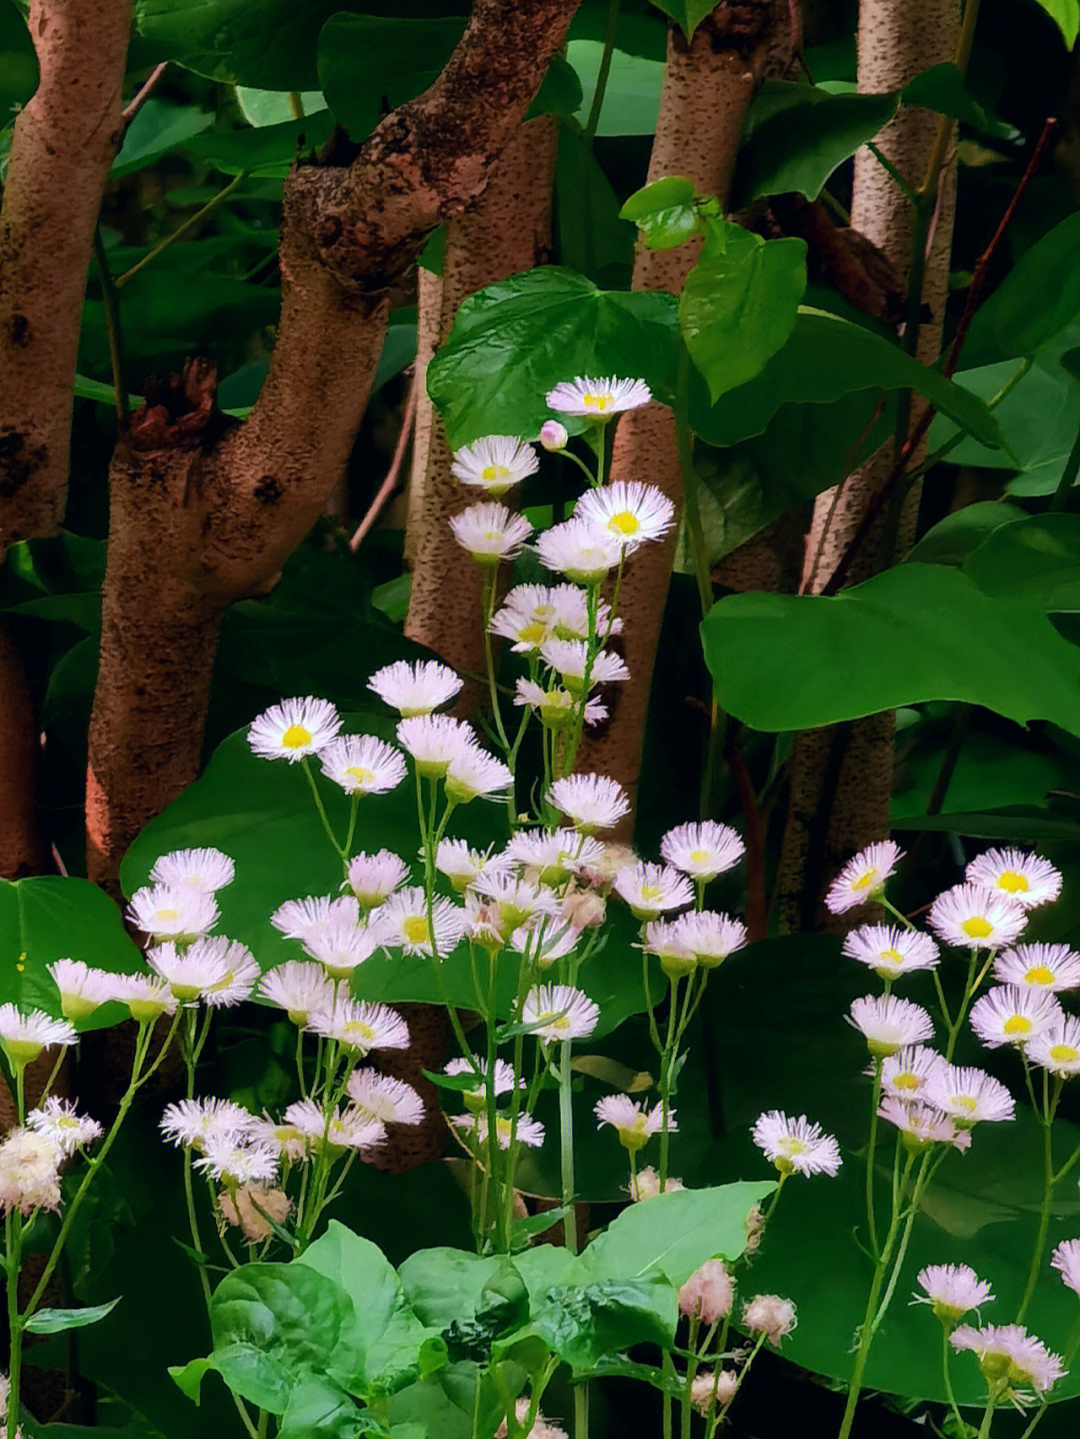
[776,0,960,930]
[0,627,46,879]
[404,116,558,677]
[573,1,796,830]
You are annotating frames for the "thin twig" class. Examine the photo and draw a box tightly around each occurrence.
[122,63,168,128]
[92,227,129,424]
[115,171,247,288]
[349,377,418,551]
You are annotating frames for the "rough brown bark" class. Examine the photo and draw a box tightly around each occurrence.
[404,268,444,569]
[0,625,46,879]
[0,0,131,549]
[86,0,583,886]
[574,2,797,829]
[776,0,960,931]
[404,117,558,675]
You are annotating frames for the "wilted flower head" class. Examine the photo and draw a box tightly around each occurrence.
[160,1097,258,1152]
[0,1128,62,1215]
[689,1371,738,1415]
[27,1097,102,1156]
[950,1323,1064,1395]
[824,842,901,914]
[495,1396,568,1439]
[1052,1239,1080,1298]
[679,1260,734,1324]
[247,696,341,762]
[742,1294,796,1345]
[218,1185,292,1242]
[628,1165,684,1201]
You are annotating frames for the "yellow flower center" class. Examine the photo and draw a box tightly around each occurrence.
[1050,1043,1079,1063]
[480,463,511,482]
[689,848,710,864]
[962,916,994,939]
[894,1073,920,1091]
[640,884,663,902]
[851,869,877,891]
[281,724,313,749]
[955,1094,979,1112]
[519,621,547,645]
[343,1021,375,1044]
[780,1138,807,1156]
[609,510,640,536]
[549,1013,570,1031]
[1003,1015,1032,1036]
[881,947,905,966]
[584,393,613,411]
[1026,965,1055,985]
[402,915,431,945]
[156,908,180,923]
[344,766,375,788]
[997,870,1029,893]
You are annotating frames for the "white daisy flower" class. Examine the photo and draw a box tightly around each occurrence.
[346,850,409,907]
[450,1111,545,1150]
[47,959,115,1023]
[547,773,630,833]
[270,894,359,942]
[434,839,514,893]
[666,910,747,968]
[1026,1017,1080,1077]
[877,1096,969,1151]
[395,713,477,778]
[842,924,940,981]
[539,419,569,451]
[513,679,608,729]
[302,918,381,980]
[450,501,533,565]
[306,999,410,1055]
[643,919,697,978]
[545,375,652,419]
[993,943,1080,992]
[878,1045,947,1099]
[259,961,336,1025]
[247,696,341,763]
[660,821,744,882]
[112,973,178,1022]
[534,518,622,584]
[511,919,582,968]
[469,872,557,924]
[181,937,259,1008]
[613,861,694,921]
[319,734,407,797]
[824,842,902,914]
[445,745,514,804]
[367,659,463,717]
[928,883,1027,951]
[127,883,218,940]
[848,994,934,1057]
[27,1097,102,1156]
[145,937,239,1005]
[451,434,539,497]
[280,1099,386,1155]
[924,1066,1016,1127]
[346,1069,425,1127]
[539,639,629,693]
[965,848,1062,910]
[504,828,605,885]
[594,1094,672,1152]
[160,1097,258,1151]
[195,1134,280,1187]
[370,886,467,958]
[575,481,675,552]
[0,1006,77,1067]
[751,1111,842,1177]
[522,984,599,1042]
[1052,1239,1080,1297]
[444,1055,524,1103]
[742,1294,797,1346]
[914,1264,994,1323]
[0,1128,62,1215]
[150,847,235,893]
[489,604,555,654]
[969,985,1063,1049]
[950,1323,1064,1395]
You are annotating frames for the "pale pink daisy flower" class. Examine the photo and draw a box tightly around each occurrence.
[824,842,902,914]
[539,419,568,451]
[551,583,621,640]
[346,850,409,907]
[878,1045,946,1099]
[434,839,514,892]
[112,973,178,1022]
[504,828,604,884]
[614,861,694,921]
[877,1097,969,1151]
[444,1055,524,1102]
[643,919,697,977]
[395,713,477,778]
[371,886,467,957]
[548,774,630,833]
[534,518,622,584]
[160,1097,258,1151]
[928,883,1027,950]
[27,1097,102,1156]
[445,745,514,804]
[258,961,335,1025]
[510,919,582,968]
[489,599,557,653]
[247,696,341,762]
[751,1111,842,1177]
[270,893,359,941]
[1052,1239,1080,1297]
[0,1129,62,1215]
[0,1006,77,1067]
[913,1264,994,1323]
[594,1095,672,1152]
[319,734,407,797]
[346,1069,424,1127]
[848,994,934,1056]
[969,985,1063,1049]
[679,1260,734,1324]
[575,481,675,552]
[302,918,381,980]
[307,998,410,1055]
[513,678,608,729]
[367,659,462,717]
[451,1111,545,1150]
[742,1295,797,1345]
[546,375,652,419]
[522,984,599,1042]
[146,936,258,1006]
[182,936,259,1009]
[965,848,1062,910]
[469,873,558,928]
[842,924,940,981]
[150,847,235,893]
[539,639,629,691]
[48,959,115,1023]
[667,910,747,968]
[1026,1017,1080,1077]
[924,1066,1015,1127]
[993,943,1080,992]
[450,502,533,564]
[195,1135,280,1187]
[950,1323,1064,1394]
[451,434,539,497]
[127,883,218,940]
[660,821,745,882]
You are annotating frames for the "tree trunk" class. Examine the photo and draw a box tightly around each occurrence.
[403,267,443,569]
[0,625,46,879]
[405,116,558,677]
[573,1,796,831]
[776,0,960,930]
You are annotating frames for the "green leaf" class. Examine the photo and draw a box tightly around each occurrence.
[24,1297,121,1334]
[648,0,720,38]
[0,877,143,1026]
[526,53,584,120]
[183,111,336,178]
[905,502,1027,567]
[112,100,214,176]
[565,39,665,135]
[236,88,328,127]
[733,81,898,204]
[962,212,1080,365]
[318,15,466,142]
[278,1375,379,1439]
[680,222,807,402]
[901,63,1018,141]
[494,1276,676,1371]
[1029,0,1079,46]
[702,563,1080,735]
[427,268,679,448]
[554,129,634,287]
[620,176,698,220]
[620,177,703,251]
[963,514,1080,610]
[690,309,1005,451]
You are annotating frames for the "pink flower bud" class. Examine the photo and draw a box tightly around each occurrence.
[742,1294,797,1345]
[679,1259,734,1324]
[539,420,568,451]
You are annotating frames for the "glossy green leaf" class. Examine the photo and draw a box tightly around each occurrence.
[1029,0,1080,46]
[901,63,1018,141]
[905,502,1026,567]
[680,223,807,401]
[235,88,328,127]
[566,39,665,135]
[690,309,1004,451]
[893,728,1076,827]
[963,514,1080,609]
[648,0,719,38]
[427,268,680,448]
[620,176,697,220]
[184,111,336,177]
[24,1297,121,1333]
[112,100,213,175]
[702,563,1080,735]
[494,1276,675,1371]
[963,212,1080,365]
[0,876,143,1026]
[318,15,465,141]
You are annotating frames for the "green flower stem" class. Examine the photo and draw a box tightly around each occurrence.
[977,1398,996,1439]
[482,568,512,758]
[6,1210,24,1431]
[38,1045,68,1107]
[866,1059,884,1259]
[1018,1110,1057,1322]
[15,1062,26,1123]
[301,756,345,859]
[343,794,359,861]
[680,1315,702,1439]
[662,1351,675,1439]
[558,1038,578,1253]
[659,977,682,1189]
[942,1325,965,1434]
[704,1334,767,1439]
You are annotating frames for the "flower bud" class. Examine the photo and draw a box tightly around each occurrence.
[679,1259,734,1325]
[539,420,568,452]
[561,890,606,930]
[742,1294,796,1346]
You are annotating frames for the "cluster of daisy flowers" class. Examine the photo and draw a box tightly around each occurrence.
[0,1096,103,1218]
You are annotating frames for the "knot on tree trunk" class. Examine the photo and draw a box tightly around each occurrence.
[129,358,225,452]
